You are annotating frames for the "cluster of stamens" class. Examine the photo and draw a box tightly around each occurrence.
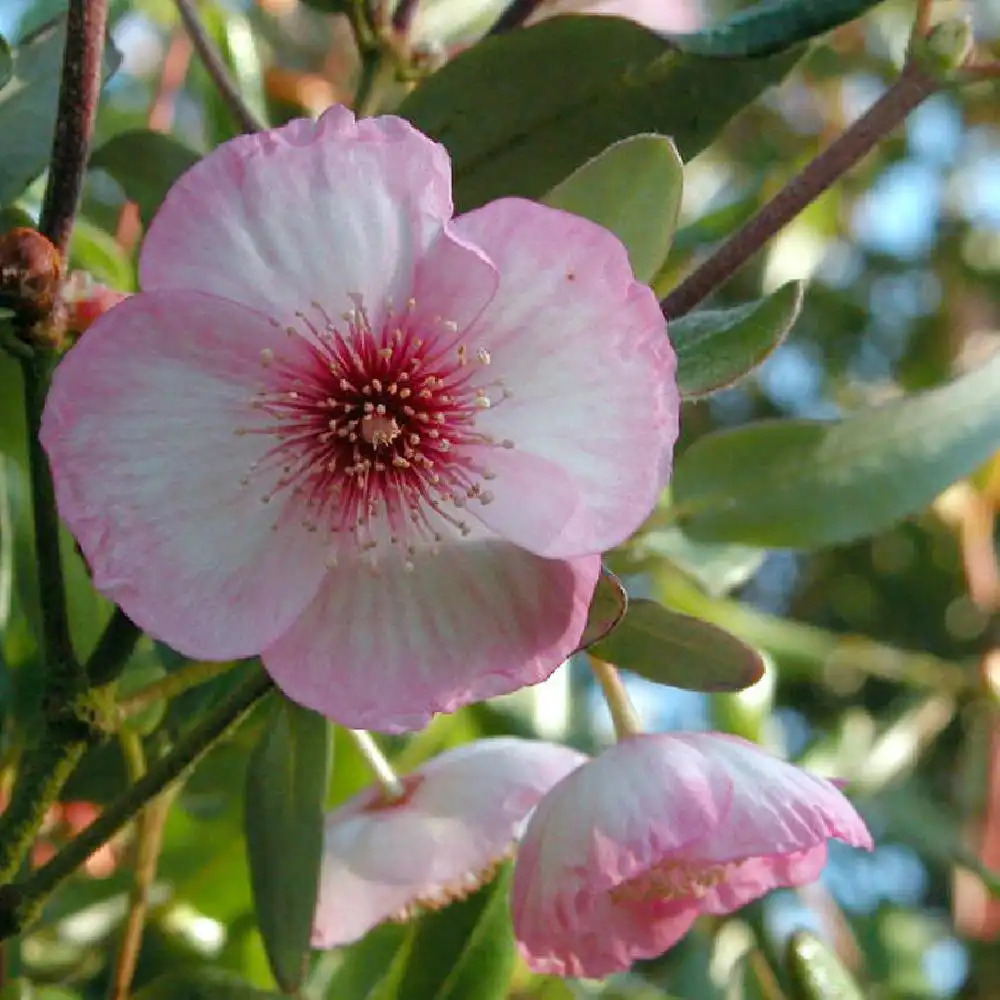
[609,858,734,905]
[237,297,513,570]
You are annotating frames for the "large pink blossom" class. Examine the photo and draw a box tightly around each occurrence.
[312,737,587,947]
[512,732,873,978]
[41,106,677,732]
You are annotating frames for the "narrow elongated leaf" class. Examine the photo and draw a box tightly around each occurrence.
[591,599,765,693]
[673,352,1000,547]
[576,566,628,650]
[786,932,865,1000]
[544,135,683,283]
[372,864,516,1000]
[0,17,120,206]
[667,0,884,57]
[89,130,200,227]
[133,969,285,999]
[245,694,331,993]
[670,282,804,397]
[400,17,801,211]
[323,924,409,999]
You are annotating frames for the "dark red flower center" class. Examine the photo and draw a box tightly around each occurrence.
[240,299,512,567]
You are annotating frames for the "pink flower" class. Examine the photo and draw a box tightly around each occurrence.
[311,737,587,947]
[512,732,873,978]
[40,106,677,732]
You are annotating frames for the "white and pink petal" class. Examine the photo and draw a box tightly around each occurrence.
[312,738,587,947]
[141,106,455,333]
[451,198,679,559]
[41,290,331,658]
[263,526,599,732]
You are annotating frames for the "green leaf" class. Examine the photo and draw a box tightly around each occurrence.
[591,599,766,693]
[245,693,331,993]
[576,565,628,650]
[543,135,683,283]
[667,0,885,57]
[671,282,804,398]
[399,17,801,211]
[89,130,200,227]
[132,968,285,1000]
[786,932,865,1000]
[673,352,1000,547]
[68,216,134,290]
[321,923,408,999]
[373,864,516,1000]
[624,525,764,597]
[0,17,120,206]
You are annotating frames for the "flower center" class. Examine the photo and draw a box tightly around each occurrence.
[238,298,512,569]
[609,858,734,905]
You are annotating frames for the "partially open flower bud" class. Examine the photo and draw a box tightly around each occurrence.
[61,271,129,334]
[915,15,975,74]
[0,227,63,323]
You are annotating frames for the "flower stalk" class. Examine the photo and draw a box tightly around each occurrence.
[348,729,406,800]
[590,658,642,740]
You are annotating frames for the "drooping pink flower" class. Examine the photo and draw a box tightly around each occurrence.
[41,105,678,732]
[512,732,873,978]
[312,737,587,947]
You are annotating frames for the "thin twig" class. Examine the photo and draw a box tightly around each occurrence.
[914,0,934,39]
[489,0,544,34]
[39,0,109,256]
[174,0,264,134]
[0,668,274,940]
[108,734,179,1000]
[117,659,236,721]
[660,64,939,320]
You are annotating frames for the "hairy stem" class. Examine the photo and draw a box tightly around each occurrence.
[117,659,237,721]
[19,352,77,687]
[660,64,938,320]
[39,0,109,256]
[174,0,263,134]
[0,668,274,940]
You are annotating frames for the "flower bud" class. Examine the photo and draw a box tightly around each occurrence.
[913,15,975,75]
[0,227,63,324]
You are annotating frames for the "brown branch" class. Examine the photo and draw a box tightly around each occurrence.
[489,0,544,34]
[39,0,109,257]
[174,0,264,134]
[659,64,939,320]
